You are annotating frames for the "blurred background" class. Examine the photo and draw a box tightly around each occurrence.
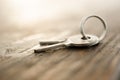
[0,0,120,42]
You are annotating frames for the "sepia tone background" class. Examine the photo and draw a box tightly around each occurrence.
[0,0,120,80]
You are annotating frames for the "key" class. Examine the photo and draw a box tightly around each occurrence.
[34,34,99,53]
[39,15,107,47]
[34,15,107,53]
[39,39,66,46]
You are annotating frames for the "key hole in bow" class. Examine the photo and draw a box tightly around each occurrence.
[81,36,91,40]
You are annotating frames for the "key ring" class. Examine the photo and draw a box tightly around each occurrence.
[80,15,107,41]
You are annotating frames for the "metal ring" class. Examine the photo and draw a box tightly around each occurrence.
[80,15,107,41]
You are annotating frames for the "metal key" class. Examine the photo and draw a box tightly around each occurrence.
[34,15,107,53]
[34,34,99,53]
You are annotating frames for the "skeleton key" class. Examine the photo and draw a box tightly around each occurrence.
[34,15,107,53]
[34,34,99,53]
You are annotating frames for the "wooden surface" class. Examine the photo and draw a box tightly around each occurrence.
[0,3,120,80]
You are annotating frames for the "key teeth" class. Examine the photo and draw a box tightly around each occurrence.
[34,49,45,53]
[34,50,39,53]
[34,49,55,53]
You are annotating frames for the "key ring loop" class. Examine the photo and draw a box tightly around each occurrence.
[80,15,107,41]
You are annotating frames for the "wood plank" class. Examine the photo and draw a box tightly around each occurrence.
[0,9,120,80]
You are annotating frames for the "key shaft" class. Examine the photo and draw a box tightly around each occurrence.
[34,42,66,53]
[39,40,65,46]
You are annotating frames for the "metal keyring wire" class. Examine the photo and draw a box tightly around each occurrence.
[80,15,107,41]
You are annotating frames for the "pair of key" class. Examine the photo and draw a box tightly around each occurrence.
[34,15,107,53]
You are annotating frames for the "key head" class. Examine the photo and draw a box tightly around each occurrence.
[65,34,99,47]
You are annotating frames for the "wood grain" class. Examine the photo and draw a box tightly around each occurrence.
[0,9,120,80]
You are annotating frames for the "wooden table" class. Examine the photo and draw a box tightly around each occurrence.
[0,5,120,80]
